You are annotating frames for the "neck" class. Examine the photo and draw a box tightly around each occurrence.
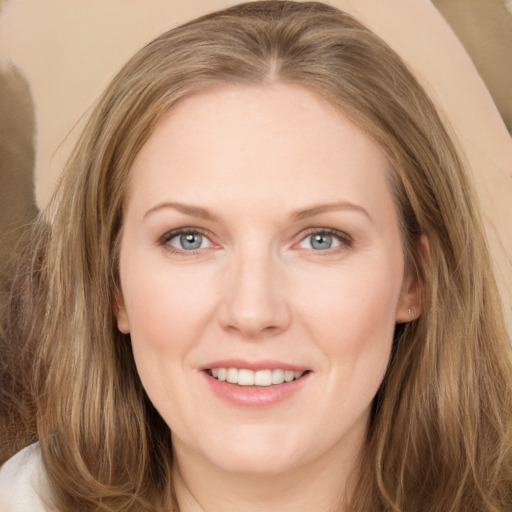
[171,431,364,512]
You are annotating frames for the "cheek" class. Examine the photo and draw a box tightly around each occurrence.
[121,263,220,362]
[297,258,402,378]
[300,257,401,329]
[121,269,213,414]
[315,286,396,431]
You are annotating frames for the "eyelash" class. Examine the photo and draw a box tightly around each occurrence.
[159,227,353,255]
[298,228,353,253]
[159,228,214,255]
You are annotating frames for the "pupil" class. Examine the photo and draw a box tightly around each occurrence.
[311,233,332,250]
[180,233,202,250]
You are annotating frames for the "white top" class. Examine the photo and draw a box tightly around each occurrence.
[0,443,49,511]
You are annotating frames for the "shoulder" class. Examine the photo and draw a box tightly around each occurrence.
[0,443,51,511]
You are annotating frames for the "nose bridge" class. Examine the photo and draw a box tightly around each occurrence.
[218,241,290,338]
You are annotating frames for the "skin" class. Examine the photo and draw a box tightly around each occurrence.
[115,83,420,511]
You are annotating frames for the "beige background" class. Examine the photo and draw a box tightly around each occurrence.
[0,0,511,325]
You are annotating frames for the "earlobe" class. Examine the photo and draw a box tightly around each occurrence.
[395,235,428,324]
[395,273,422,324]
[113,293,130,334]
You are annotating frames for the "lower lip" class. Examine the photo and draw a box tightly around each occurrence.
[203,371,310,408]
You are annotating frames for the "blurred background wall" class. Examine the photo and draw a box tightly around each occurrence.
[434,0,512,133]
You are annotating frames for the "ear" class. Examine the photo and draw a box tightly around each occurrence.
[395,271,421,323]
[395,236,428,324]
[113,292,131,334]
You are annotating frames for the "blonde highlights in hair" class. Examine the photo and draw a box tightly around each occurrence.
[2,2,511,510]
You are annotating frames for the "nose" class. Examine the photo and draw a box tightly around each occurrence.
[217,250,291,339]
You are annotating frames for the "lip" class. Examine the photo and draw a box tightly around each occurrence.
[200,359,311,408]
[200,359,310,372]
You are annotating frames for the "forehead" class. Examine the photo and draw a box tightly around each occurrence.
[127,83,395,222]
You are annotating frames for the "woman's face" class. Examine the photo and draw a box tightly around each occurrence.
[116,83,418,476]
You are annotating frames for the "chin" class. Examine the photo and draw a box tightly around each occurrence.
[211,446,303,476]
[180,424,309,476]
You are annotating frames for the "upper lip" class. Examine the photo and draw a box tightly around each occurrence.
[200,359,310,372]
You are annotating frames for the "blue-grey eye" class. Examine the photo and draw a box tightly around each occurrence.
[299,231,343,251]
[311,233,333,250]
[168,232,210,251]
[181,233,203,250]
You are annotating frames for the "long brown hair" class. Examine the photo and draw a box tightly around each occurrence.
[2,2,511,510]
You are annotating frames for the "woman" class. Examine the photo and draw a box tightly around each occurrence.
[1,1,511,510]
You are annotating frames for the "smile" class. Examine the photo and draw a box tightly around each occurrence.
[208,368,306,386]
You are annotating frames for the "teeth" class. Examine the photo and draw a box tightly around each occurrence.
[254,370,272,386]
[208,367,305,386]
[226,368,238,384]
[271,369,284,384]
[238,369,255,386]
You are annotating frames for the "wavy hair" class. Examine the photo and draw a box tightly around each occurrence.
[2,1,511,510]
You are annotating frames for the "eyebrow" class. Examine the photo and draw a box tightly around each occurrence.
[291,202,372,222]
[144,202,219,221]
[144,200,371,223]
